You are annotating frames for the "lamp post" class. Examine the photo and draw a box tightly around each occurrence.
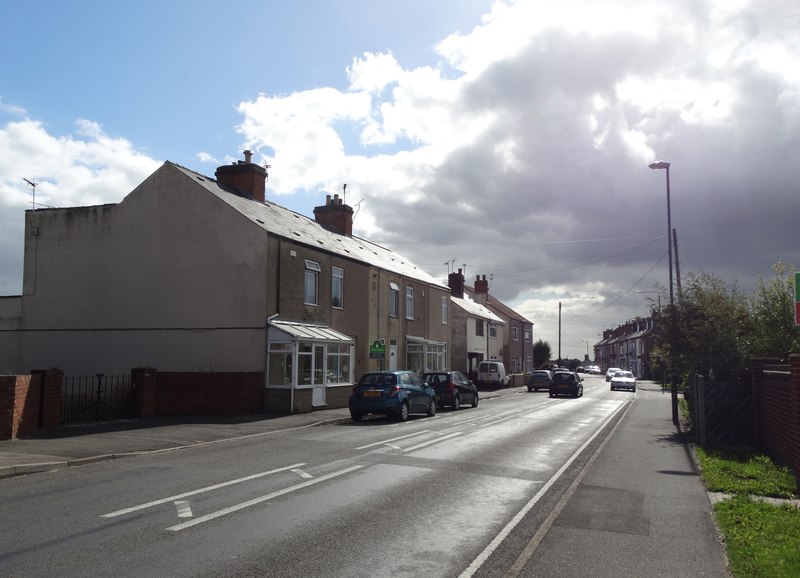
[582,339,590,360]
[649,160,678,426]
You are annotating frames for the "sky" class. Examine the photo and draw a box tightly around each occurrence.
[2,0,799,361]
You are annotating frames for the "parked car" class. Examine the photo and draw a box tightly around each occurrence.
[422,371,479,410]
[549,371,584,398]
[527,370,553,392]
[349,371,436,422]
[610,370,637,392]
[605,367,623,381]
[477,361,510,388]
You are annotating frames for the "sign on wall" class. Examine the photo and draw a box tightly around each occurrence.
[795,272,800,326]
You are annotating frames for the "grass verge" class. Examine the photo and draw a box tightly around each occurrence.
[695,448,800,578]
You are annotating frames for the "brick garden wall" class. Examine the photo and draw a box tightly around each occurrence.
[133,369,265,418]
[0,369,63,440]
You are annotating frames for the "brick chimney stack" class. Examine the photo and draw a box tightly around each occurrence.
[448,268,465,298]
[313,193,353,236]
[474,274,489,304]
[215,150,267,202]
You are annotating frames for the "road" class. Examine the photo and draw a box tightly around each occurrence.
[0,374,632,577]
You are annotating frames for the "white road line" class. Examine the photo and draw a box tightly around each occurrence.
[166,465,364,532]
[355,430,432,450]
[291,468,313,479]
[459,400,630,578]
[403,432,463,453]
[174,501,193,518]
[101,463,306,518]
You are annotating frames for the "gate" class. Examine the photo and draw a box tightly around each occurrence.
[61,374,135,425]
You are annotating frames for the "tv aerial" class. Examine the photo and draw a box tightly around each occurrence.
[22,178,37,209]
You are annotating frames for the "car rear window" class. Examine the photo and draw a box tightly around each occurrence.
[553,373,576,384]
[360,374,397,386]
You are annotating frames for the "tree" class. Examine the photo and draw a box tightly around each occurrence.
[750,261,800,358]
[532,339,551,368]
[654,271,752,382]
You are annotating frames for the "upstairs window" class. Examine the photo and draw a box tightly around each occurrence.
[513,326,519,341]
[332,266,344,309]
[406,286,414,320]
[304,260,320,306]
[389,282,400,317]
[489,323,497,338]
[441,296,448,325]
[475,319,484,337]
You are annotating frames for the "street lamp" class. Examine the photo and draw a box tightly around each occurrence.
[582,339,590,360]
[649,160,678,426]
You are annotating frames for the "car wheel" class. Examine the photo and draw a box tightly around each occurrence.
[396,402,409,422]
[350,411,364,422]
[471,393,479,408]
[610,385,615,391]
[427,398,437,417]
[452,395,461,411]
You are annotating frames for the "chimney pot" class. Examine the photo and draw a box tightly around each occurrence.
[243,150,253,164]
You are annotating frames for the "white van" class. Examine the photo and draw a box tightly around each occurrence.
[477,361,510,388]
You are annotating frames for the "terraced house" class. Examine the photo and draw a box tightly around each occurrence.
[0,152,450,414]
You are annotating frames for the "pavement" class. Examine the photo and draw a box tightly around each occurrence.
[0,380,732,575]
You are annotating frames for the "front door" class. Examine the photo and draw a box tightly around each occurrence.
[311,344,326,407]
[389,339,398,371]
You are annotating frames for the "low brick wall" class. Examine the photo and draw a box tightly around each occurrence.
[0,369,63,440]
[132,368,265,418]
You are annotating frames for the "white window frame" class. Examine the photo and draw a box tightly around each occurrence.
[405,286,414,320]
[332,266,344,309]
[441,296,448,325]
[389,282,400,317]
[304,260,320,306]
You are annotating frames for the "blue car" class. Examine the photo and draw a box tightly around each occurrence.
[349,371,437,422]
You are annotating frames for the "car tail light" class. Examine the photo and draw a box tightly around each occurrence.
[389,385,401,397]
[448,381,457,391]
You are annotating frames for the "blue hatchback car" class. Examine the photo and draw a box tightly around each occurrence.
[349,370,437,422]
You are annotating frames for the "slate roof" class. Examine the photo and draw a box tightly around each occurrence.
[170,162,446,289]
[451,294,504,324]
[463,285,534,325]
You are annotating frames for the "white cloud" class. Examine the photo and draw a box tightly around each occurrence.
[1,0,799,360]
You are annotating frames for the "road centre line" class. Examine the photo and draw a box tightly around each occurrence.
[101,463,306,518]
[166,465,364,532]
[459,400,630,578]
[356,430,432,450]
[402,432,463,453]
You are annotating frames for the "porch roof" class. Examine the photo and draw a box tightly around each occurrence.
[269,318,354,343]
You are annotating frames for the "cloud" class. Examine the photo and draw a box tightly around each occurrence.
[234,0,800,357]
[1,0,798,360]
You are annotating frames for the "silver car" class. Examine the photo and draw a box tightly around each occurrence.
[610,370,636,392]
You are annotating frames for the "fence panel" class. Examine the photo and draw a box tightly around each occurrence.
[697,379,756,447]
[61,374,134,425]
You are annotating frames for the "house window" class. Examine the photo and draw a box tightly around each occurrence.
[327,343,352,384]
[406,286,414,320]
[332,266,344,309]
[512,326,519,341]
[389,282,400,317]
[441,296,448,325]
[524,327,531,342]
[304,260,320,306]
[489,323,496,338]
[475,319,484,337]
